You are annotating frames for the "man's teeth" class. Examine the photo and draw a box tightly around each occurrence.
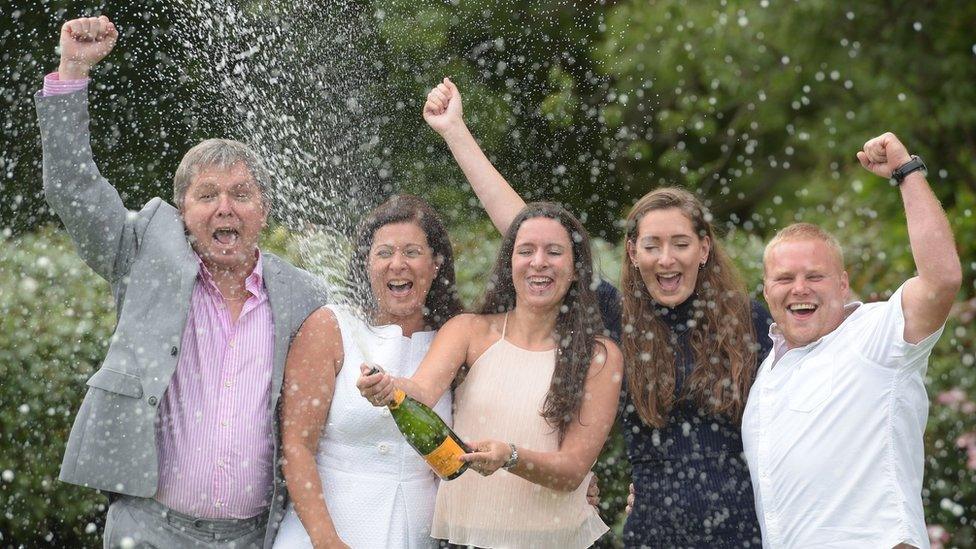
[658,273,680,279]
[213,229,239,245]
[788,303,817,311]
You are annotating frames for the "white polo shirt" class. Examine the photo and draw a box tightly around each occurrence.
[742,284,944,548]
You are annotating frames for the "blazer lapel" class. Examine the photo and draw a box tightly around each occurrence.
[263,255,293,415]
[177,245,200,336]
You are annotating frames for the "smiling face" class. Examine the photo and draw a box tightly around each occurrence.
[763,238,850,349]
[627,208,710,307]
[181,162,267,273]
[369,221,441,327]
[510,217,576,311]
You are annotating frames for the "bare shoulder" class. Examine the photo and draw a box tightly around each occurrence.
[299,306,341,337]
[440,313,501,338]
[289,306,344,373]
[589,336,623,379]
[441,312,506,363]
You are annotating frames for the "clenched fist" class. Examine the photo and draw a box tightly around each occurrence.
[856,132,913,180]
[58,16,118,79]
[423,77,464,137]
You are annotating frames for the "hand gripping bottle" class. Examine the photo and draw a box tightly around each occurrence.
[368,366,471,480]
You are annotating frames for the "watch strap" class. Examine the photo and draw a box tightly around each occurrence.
[891,155,927,185]
[502,443,519,470]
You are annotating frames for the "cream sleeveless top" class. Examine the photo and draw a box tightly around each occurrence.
[431,315,608,548]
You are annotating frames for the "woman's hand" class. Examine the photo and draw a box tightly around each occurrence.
[586,474,600,507]
[422,77,464,137]
[356,364,395,406]
[459,439,512,476]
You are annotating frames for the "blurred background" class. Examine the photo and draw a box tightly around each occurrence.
[1,0,974,546]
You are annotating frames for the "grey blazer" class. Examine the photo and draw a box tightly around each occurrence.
[36,90,328,547]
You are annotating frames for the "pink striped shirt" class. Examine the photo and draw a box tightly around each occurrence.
[43,72,277,519]
[153,253,275,519]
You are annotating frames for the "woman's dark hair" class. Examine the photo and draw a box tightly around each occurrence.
[348,195,463,330]
[478,202,605,443]
[620,187,759,428]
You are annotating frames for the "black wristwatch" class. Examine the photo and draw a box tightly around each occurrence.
[890,155,927,185]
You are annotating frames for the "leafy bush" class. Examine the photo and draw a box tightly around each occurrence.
[0,227,114,547]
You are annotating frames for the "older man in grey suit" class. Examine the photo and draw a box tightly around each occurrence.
[36,16,327,548]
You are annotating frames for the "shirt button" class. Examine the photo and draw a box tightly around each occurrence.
[378,443,390,454]
[380,408,390,416]
[170,346,178,357]
[229,340,235,348]
[148,396,158,406]
[214,500,221,508]
[224,380,233,388]
[217,459,225,468]
[221,421,228,427]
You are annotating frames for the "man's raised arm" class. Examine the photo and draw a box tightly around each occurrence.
[857,132,962,343]
[37,16,138,283]
[58,16,117,80]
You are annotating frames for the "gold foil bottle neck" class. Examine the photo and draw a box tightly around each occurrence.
[390,388,406,409]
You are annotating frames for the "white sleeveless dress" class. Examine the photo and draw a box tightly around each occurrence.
[273,306,452,548]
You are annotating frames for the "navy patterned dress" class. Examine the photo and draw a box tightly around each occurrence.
[622,298,772,548]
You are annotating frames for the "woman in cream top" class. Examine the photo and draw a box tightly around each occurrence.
[433,314,608,547]
[360,203,623,548]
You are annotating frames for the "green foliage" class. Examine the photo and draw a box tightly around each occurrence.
[0,227,113,546]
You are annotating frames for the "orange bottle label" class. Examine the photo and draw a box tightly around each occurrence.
[424,437,466,478]
[389,388,406,409]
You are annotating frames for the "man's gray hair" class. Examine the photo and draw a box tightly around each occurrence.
[173,138,271,209]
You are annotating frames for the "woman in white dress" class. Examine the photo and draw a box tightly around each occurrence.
[273,195,464,548]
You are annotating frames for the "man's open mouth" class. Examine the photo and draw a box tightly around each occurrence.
[213,228,240,245]
[787,302,818,320]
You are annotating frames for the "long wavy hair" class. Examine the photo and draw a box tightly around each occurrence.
[477,202,605,443]
[348,195,463,330]
[621,187,758,428]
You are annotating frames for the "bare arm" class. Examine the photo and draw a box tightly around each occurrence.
[280,308,350,549]
[857,133,962,343]
[462,338,624,491]
[357,314,475,408]
[424,78,526,233]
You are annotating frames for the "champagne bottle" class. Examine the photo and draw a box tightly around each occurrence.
[368,366,471,480]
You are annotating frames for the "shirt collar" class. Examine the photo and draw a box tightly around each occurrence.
[195,250,265,293]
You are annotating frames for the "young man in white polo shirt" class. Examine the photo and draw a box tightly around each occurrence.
[742,132,962,548]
